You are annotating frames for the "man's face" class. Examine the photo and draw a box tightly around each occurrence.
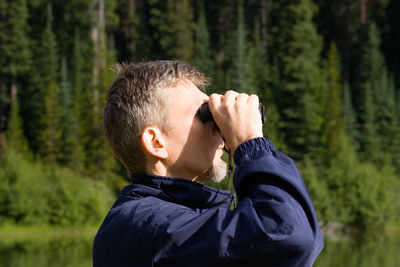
[162,80,226,183]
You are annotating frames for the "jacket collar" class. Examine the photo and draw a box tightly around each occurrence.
[124,173,233,209]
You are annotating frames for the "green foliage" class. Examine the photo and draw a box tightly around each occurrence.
[58,57,80,167]
[270,0,327,160]
[0,0,399,230]
[115,0,139,61]
[172,0,194,61]
[357,22,399,168]
[162,0,195,61]
[302,134,400,227]
[194,1,215,87]
[342,82,358,148]
[38,9,62,165]
[321,43,346,165]
[389,85,400,172]
[0,149,113,226]
[0,0,30,77]
[300,158,332,222]
[230,0,249,92]
[5,98,30,156]
[247,21,268,95]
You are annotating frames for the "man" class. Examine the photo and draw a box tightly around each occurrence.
[93,60,324,266]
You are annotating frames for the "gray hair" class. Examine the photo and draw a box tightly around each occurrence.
[103,60,209,175]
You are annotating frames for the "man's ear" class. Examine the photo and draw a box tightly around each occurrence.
[141,127,168,159]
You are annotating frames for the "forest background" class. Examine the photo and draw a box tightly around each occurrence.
[0,0,399,231]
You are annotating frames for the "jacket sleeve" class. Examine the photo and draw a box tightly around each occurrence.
[153,138,324,267]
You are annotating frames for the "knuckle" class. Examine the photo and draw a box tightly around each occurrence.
[250,94,259,101]
[209,93,219,99]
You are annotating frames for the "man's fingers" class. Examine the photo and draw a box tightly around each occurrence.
[223,90,240,106]
[237,93,249,106]
[248,94,259,105]
[208,93,223,113]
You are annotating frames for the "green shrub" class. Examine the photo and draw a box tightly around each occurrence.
[0,149,114,226]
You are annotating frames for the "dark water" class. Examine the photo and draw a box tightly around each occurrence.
[315,230,400,267]
[0,230,94,267]
[0,230,399,266]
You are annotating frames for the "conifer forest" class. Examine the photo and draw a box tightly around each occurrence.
[0,0,399,230]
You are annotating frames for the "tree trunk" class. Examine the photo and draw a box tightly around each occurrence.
[0,79,6,154]
[0,80,6,131]
[360,0,367,25]
[10,76,17,104]
[91,0,106,112]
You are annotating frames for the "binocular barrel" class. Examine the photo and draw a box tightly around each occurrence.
[198,103,266,125]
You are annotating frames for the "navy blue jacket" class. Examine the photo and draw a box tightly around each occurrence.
[93,138,324,266]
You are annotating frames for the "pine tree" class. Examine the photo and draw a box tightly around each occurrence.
[0,0,30,84]
[361,84,379,163]
[321,43,346,165]
[115,0,139,61]
[160,0,195,61]
[245,20,282,147]
[5,97,30,155]
[38,3,62,165]
[388,76,400,171]
[246,21,268,95]
[342,82,358,148]
[0,0,30,152]
[270,0,327,160]
[73,30,90,171]
[58,57,80,166]
[146,0,169,59]
[194,1,215,88]
[84,0,118,175]
[358,23,388,164]
[230,0,249,92]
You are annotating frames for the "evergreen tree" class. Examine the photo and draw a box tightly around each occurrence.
[342,82,358,148]
[147,0,169,59]
[59,57,80,166]
[5,97,30,155]
[360,84,379,163]
[0,0,30,87]
[247,21,268,95]
[38,3,62,165]
[73,30,90,171]
[321,43,346,165]
[115,0,139,61]
[245,20,282,148]
[388,76,400,171]
[164,0,195,61]
[358,23,388,164]
[85,0,118,175]
[270,0,327,160]
[231,0,249,92]
[0,0,30,152]
[194,1,215,88]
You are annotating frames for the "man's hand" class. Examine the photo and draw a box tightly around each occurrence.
[208,91,263,155]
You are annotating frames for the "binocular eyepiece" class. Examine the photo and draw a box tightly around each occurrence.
[198,103,266,125]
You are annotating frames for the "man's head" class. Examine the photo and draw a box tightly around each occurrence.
[103,61,226,182]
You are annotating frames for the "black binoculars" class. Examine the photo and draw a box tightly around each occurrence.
[198,103,266,125]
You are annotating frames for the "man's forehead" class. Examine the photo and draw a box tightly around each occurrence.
[169,80,207,99]
[164,80,207,115]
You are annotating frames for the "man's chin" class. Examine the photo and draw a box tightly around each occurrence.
[209,160,228,183]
